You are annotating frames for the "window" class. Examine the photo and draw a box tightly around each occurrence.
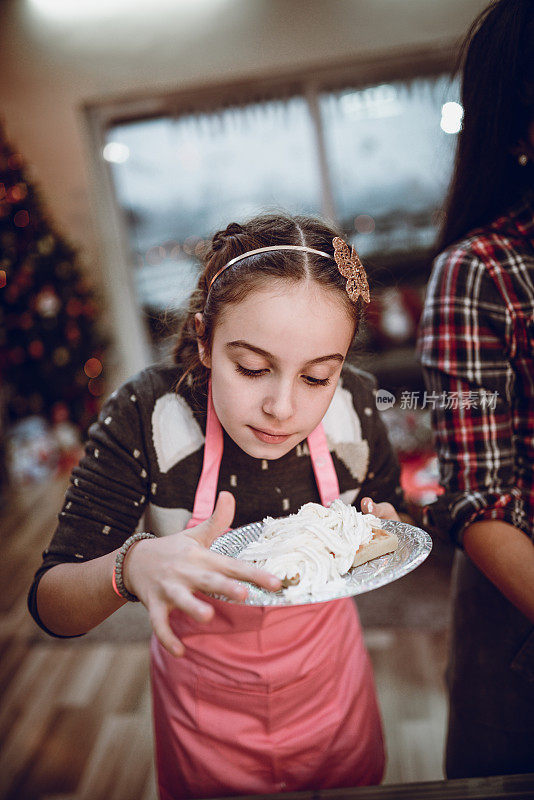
[321,76,458,259]
[86,52,459,369]
[106,96,323,335]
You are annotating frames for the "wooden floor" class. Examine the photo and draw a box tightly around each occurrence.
[0,476,450,800]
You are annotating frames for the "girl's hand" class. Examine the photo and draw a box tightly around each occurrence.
[360,496,401,522]
[122,491,281,657]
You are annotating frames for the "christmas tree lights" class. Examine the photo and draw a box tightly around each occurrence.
[0,123,107,434]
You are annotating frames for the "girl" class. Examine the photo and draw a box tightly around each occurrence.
[417,0,534,778]
[30,213,405,799]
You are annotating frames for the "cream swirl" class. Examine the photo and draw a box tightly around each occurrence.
[239,499,383,599]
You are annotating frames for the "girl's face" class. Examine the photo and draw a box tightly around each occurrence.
[196,281,355,460]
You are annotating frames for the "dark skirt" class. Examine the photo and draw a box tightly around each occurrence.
[446,550,534,777]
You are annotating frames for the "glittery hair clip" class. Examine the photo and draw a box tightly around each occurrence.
[332,237,370,304]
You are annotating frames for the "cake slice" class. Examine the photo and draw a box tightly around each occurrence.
[239,501,400,598]
[351,527,399,568]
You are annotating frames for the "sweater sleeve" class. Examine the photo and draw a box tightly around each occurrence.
[28,372,152,634]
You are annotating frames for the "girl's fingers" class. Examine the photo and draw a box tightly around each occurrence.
[204,550,281,591]
[193,570,250,602]
[167,585,216,623]
[149,603,186,658]
[149,591,216,655]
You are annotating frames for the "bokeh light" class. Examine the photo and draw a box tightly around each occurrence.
[66,323,81,342]
[84,357,103,379]
[53,347,71,366]
[440,102,463,134]
[103,142,130,164]
[354,214,376,234]
[28,340,45,359]
[183,236,201,256]
[146,245,166,265]
[14,210,30,228]
[9,183,28,202]
[88,377,105,397]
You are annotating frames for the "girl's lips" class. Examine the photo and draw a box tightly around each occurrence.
[249,426,291,444]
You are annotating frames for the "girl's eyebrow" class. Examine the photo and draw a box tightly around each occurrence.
[226,340,344,366]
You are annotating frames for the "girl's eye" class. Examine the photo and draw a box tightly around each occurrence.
[235,364,268,378]
[235,364,331,387]
[303,376,331,387]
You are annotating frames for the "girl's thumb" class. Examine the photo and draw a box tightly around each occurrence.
[361,497,374,513]
[364,499,400,522]
[194,491,236,546]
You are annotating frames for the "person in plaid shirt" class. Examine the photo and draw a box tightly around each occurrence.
[417,0,534,779]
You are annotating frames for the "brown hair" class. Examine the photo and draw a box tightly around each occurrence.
[173,213,366,406]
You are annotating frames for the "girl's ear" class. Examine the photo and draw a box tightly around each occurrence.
[194,313,211,368]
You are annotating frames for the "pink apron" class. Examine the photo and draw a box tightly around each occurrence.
[150,387,385,800]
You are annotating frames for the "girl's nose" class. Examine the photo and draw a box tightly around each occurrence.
[262,381,295,421]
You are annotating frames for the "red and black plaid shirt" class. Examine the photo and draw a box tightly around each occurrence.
[417,193,534,545]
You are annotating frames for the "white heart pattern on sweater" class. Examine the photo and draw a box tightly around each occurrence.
[322,382,370,482]
[152,392,205,473]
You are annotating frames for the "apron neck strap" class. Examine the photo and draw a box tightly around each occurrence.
[188,381,224,527]
[307,423,340,507]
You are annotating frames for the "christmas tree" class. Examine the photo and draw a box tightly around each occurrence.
[0,123,106,434]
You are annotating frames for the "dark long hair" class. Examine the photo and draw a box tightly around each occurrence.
[173,213,365,407]
[438,0,534,252]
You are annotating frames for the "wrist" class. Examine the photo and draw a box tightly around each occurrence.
[113,532,156,602]
[122,537,153,597]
